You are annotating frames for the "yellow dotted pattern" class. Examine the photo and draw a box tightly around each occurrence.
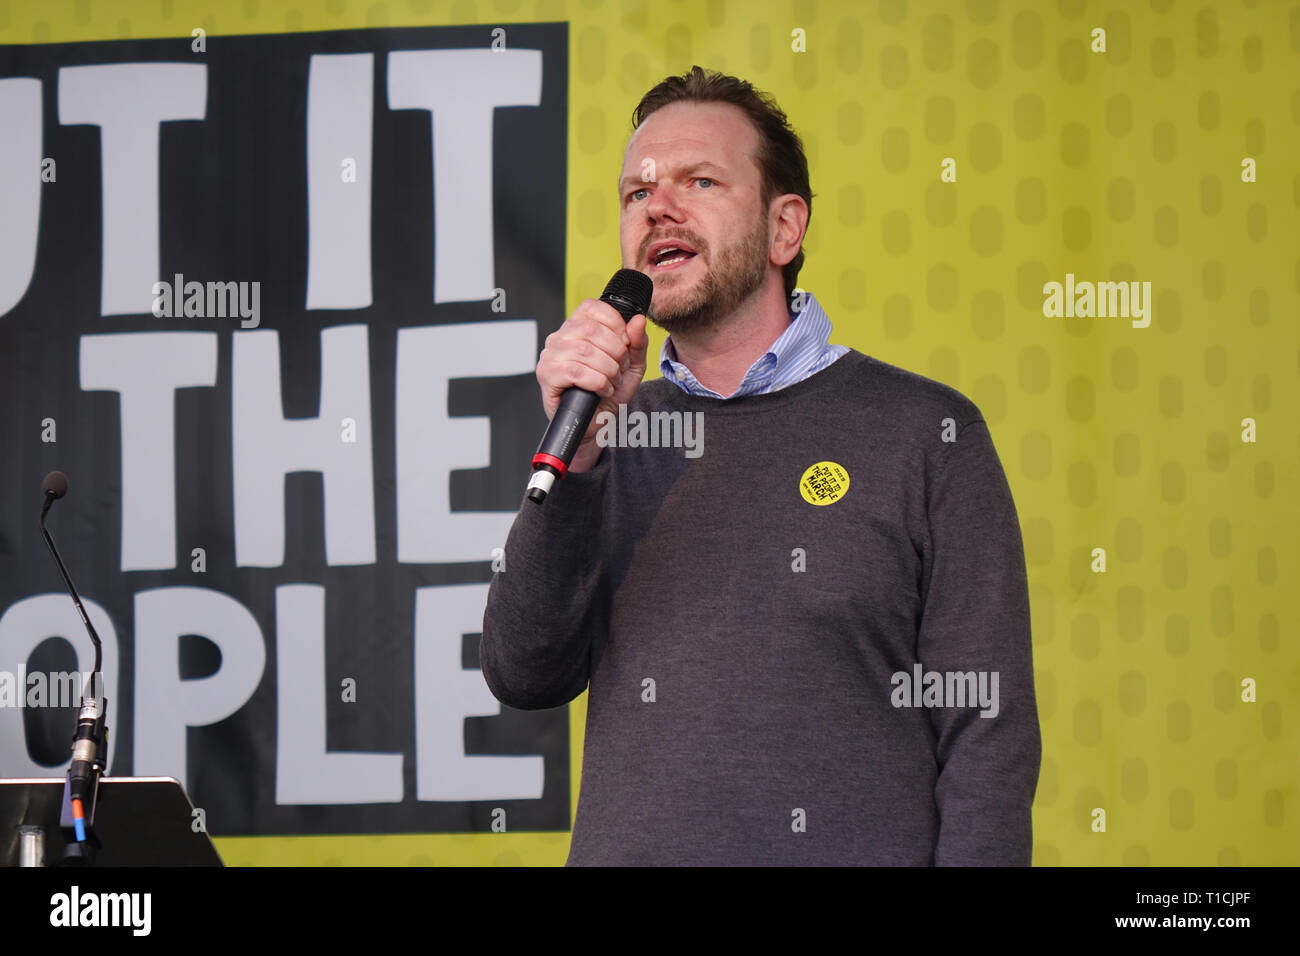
[7,1,1295,867]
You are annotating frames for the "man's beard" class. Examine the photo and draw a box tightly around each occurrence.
[646,212,770,336]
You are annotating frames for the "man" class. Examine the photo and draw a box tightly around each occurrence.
[480,66,1040,865]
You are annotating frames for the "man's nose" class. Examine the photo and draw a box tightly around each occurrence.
[644,182,686,222]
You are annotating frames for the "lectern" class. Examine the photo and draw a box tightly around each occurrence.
[1,777,223,866]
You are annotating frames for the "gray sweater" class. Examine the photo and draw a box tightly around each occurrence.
[480,350,1040,865]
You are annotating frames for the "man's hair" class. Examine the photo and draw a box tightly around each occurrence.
[632,65,812,301]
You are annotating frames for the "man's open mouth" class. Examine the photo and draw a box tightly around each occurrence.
[650,247,698,270]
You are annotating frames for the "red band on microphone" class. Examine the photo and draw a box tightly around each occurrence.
[531,453,568,478]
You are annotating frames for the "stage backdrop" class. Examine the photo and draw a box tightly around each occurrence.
[0,1,1295,866]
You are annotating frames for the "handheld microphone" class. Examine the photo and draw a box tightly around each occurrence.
[39,471,108,844]
[526,269,654,505]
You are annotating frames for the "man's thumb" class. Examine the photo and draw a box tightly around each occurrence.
[627,313,649,367]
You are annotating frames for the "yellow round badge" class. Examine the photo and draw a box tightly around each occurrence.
[799,461,850,506]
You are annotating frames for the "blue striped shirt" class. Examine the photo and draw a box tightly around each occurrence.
[658,293,849,398]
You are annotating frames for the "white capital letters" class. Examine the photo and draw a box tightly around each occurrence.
[414,584,543,800]
[395,321,533,562]
[58,64,207,316]
[232,325,376,567]
[387,49,541,303]
[0,595,120,776]
[133,587,264,784]
[274,585,402,804]
[0,78,42,319]
[306,53,373,310]
[80,333,218,571]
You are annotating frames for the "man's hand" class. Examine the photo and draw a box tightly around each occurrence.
[536,298,649,473]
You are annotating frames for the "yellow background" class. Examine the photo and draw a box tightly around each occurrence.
[6,0,1295,865]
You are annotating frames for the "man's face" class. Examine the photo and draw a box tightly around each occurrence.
[619,101,773,335]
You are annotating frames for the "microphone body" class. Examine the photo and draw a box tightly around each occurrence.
[67,695,105,804]
[38,471,110,851]
[526,269,653,504]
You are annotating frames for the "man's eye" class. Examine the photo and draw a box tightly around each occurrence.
[697,178,714,188]
[628,188,648,203]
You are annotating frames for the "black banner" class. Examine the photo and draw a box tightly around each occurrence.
[0,23,571,836]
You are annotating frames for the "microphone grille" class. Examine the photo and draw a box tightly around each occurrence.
[601,269,654,317]
[42,471,68,499]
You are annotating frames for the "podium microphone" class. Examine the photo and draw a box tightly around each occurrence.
[526,269,653,504]
[39,471,108,851]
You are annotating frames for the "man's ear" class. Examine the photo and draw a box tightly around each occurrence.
[769,194,809,267]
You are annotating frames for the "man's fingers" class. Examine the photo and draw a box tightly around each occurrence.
[539,350,619,396]
[580,298,638,345]
[561,336,622,382]
[553,361,615,399]
[557,315,627,365]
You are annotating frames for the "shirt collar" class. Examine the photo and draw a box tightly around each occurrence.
[658,292,832,398]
